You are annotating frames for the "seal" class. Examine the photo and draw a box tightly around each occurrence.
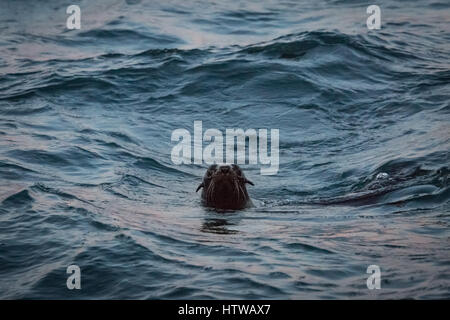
[196,164,254,210]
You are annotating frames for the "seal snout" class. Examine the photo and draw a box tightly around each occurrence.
[219,165,230,174]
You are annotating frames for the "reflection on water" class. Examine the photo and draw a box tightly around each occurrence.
[201,217,239,235]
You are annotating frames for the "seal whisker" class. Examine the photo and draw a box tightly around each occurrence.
[207,180,215,204]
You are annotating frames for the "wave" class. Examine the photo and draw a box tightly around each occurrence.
[297,155,450,207]
[77,28,182,45]
[1,189,34,207]
[1,5,449,299]
[239,31,420,62]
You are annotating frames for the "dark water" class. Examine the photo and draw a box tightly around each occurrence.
[1,0,449,299]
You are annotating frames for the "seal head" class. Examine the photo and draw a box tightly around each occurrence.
[196,164,254,210]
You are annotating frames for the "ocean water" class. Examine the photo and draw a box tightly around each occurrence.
[0,0,449,299]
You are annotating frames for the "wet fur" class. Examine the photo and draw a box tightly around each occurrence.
[196,164,254,210]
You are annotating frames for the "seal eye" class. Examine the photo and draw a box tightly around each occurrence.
[231,164,241,176]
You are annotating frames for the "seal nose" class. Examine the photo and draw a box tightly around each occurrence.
[220,165,230,174]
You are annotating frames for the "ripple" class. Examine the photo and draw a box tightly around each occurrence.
[0,0,449,300]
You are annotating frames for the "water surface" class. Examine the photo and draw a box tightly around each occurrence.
[0,0,449,299]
